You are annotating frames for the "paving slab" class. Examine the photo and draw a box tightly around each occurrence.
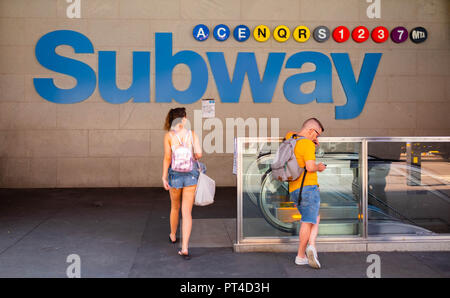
[0,187,448,278]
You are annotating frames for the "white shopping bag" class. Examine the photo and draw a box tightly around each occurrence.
[194,171,215,206]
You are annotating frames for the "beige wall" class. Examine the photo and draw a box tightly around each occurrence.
[0,0,449,188]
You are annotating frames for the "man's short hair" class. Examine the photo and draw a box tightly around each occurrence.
[301,118,324,133]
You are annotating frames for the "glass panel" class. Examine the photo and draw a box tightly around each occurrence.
[242,141,290,237]
[367,142,450,235]
[240,139,363,238]
[316,142,363,237]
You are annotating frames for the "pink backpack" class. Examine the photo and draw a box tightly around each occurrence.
[171,130,194,172]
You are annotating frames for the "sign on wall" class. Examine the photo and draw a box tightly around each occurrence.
[47,0,430,120]
[33,20,427,120]
[33,31,384,120]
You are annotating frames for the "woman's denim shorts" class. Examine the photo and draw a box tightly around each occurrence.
[290,185,320,224]
[168,162,205,189]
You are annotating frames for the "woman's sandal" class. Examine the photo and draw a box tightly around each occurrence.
[178,250,191,260]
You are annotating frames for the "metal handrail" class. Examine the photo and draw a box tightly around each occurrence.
[239,136,450,142]
[368,191,419,226]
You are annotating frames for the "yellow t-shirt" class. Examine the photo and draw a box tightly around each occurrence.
[285,132,318,193]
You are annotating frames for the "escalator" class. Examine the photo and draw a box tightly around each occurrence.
[242,146,445,237]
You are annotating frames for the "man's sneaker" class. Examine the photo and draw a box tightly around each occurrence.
[295,256,308,265]
[306,245,321,269]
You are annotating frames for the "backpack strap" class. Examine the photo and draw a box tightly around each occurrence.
[185,130,193,145]
[174,132,183,146]
[293,134,307,204]
[290,134,306,141]
[182,130,193,151]
[173,130,193,147]
[298,167,308,205]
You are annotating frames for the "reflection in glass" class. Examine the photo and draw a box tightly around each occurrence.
[367,142,450,235]
[240,139,450,240]
[241,141,363,238]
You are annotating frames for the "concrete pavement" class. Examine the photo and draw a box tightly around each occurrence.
[0,187,448,278]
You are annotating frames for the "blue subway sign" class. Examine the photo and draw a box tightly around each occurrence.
[33,30,382,120]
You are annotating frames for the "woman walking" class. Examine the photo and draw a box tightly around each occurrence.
[162,107,202,260]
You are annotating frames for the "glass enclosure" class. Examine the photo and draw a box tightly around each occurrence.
[366,142,450,236]
[236,137,450,244]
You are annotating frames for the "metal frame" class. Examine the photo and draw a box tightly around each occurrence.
[236,136,450,249]
[362,139,369,238]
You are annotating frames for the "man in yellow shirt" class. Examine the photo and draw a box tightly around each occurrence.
[285,118,326,269]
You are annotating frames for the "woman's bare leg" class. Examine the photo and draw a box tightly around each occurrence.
[169,187,182,241]
[180,184,196,253]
